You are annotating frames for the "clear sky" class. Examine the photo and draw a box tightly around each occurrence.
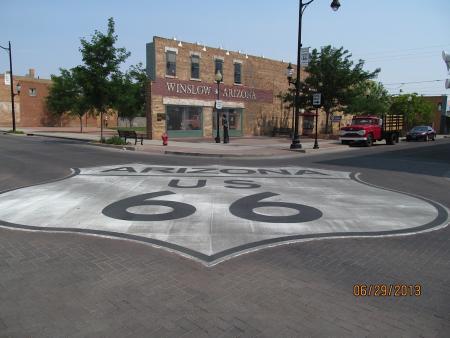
[1,0,449,96]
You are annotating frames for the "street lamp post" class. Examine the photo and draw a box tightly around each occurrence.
[0,41,21,132]
[407,95,412,132]
[312,91,322,149]
[287,0,341,149]
[286,63,297,144]
[214,70,223,143]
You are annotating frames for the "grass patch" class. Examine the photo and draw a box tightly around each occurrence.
[104,135,128,145]
[7,130,25,134]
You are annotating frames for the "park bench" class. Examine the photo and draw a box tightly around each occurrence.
[117,130,144,145]
[272,127,292,137]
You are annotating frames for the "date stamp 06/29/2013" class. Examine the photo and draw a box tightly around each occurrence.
[353,284,423,297]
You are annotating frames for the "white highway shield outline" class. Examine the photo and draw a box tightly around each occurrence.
[0,164,448,266]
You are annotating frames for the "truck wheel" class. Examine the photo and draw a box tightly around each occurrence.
[365,134,373,147]
[386,134,394,145]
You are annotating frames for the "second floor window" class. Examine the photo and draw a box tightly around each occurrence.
[234,63,242,84]
[215,59,223,81]
[191,55,200,79]
[166,51,177,77]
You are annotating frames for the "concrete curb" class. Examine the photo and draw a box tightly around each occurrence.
[26,132,137,151]
[88,142,136,151]
[163,149,306,158]
[26,133,92,142]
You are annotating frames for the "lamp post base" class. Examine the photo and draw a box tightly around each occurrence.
[290,139,302,149]
[215,137,221,143]
[313,142,319,149]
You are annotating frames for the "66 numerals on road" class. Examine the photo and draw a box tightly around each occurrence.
[102,191,322,224]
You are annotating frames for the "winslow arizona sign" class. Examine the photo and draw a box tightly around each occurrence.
[151,78,274,103]
[0,164,448,266]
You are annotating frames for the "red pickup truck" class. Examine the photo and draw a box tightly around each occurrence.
[339,115,404,146]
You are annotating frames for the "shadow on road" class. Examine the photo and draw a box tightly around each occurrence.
[317,141,450,178]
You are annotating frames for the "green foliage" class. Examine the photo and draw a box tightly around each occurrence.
[305,46,380,133]
[112,63,147,126]
[76,17,131,140]
[7,129,24,134]
[345,81,391,116]
[47,68,90,133]
[390,94,434,128]
[105,135,128,145]
[47,18,146,141]
[278,82,311,109]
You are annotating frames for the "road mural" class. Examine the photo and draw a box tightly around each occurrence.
[0,164,448,265]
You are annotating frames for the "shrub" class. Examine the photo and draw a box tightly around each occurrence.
[105,136,127,145]
[7,130,25,134]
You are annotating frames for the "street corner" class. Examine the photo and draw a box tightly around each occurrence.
[0,164,448,266]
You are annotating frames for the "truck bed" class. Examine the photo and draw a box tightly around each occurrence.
[383,114,403,132]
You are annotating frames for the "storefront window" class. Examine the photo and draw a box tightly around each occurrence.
[166,106,202,131]
[213,108,242,134]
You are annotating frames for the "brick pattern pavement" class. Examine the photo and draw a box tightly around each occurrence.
[1,224,449,337]
[1,135,450,337]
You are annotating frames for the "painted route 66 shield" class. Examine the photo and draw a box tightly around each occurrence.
[0,164,448,266]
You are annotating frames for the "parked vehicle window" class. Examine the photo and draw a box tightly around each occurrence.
[411,126,428,132]
[352,119,377,125]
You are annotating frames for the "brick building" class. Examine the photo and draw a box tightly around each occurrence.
[0,69,52,127]
[423,95,450,134]
[146,36,344,140]
[0,69,114,129]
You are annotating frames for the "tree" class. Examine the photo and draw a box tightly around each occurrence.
[345,81,391,116]
[390,94,434,130]
[112,63,147,127]
[77,17,130,141]
[277,82,312,129]
[47,68,90,133]
[305,46,380,133]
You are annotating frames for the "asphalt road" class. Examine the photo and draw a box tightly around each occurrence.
[1,134,449,337]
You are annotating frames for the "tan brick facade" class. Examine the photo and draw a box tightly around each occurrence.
[146,36,340,140]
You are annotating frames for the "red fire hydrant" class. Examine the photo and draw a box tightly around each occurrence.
[162,132,168,146]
